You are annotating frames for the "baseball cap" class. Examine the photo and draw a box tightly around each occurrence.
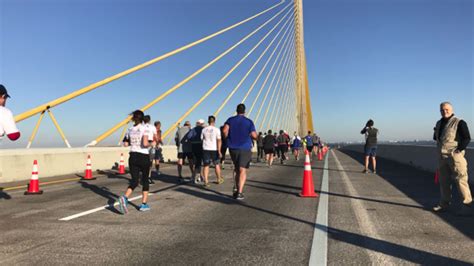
[0,85,10,98]
[197,119,205,125]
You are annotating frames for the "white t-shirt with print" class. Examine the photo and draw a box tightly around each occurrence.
[0,106,19,137]
[125,124,154,154]
[201,125,221,151]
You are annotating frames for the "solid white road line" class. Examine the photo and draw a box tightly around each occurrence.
[309,152,329,266]
[331,150,395,265]
[59,194,152,221]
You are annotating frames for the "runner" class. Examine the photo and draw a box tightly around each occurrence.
[0,85,20,144]
[143,115,157,184]
[223,104,257,200]
[273,132,280,159]
[201,116,223,187]
[311,133,320,157]
[277,130,289,164]
[117,110,154,214]
[153,121,163,176]
[256,132,264,162]
[219,125,228,169]
[303,131,314,155]
[188,119,205,184]
[263,129,276,167]
[290,132,302,160]
[175,121,193,183]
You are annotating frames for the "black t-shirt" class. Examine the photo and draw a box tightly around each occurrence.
[263,135,276,149]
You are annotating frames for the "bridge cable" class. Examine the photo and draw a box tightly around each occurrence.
[258,44,295,131]
[88,3,292,146]
[14,0,285,124]
[252,34,294,126]
[160,5,294,140]
[240,25,295,109]
[213,12,294,117]
[246,29,293,117]
[264,53,295,131]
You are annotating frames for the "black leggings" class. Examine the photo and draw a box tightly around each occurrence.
[257,146,264,159]
[128,152,151,191]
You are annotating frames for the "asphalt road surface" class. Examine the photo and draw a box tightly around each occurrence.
[0,149,472,265]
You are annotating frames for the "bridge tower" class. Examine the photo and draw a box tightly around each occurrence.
[294,0,314,135]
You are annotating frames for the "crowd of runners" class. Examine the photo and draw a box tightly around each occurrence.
[116,103,324,214]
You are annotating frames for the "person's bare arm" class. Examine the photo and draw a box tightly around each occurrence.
[223,124,230,138]
[250,131,257,140]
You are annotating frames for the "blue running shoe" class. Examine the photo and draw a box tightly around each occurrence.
[118,195,128,214]
[139,203,150,212]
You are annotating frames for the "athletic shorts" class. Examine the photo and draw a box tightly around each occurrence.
[279,145,288,153]
[229,149,252,169]
[306,145,314,152]
[264,148,274,155]
[364,146,377,157]
[154,147,163,160]
[291,147,299,152]
[178,152,193,160]
[203,150,219,166]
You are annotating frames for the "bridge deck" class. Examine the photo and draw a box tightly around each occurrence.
[0,150,472,265]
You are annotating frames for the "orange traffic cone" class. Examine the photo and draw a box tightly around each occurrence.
[318,150,323,161]
[118,153,126,174]
[300,150,318,198]
[82,155,96,180]
[434,169,439,185]
[25,160,43,195]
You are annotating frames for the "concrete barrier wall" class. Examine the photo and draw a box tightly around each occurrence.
[0,146,179,183]
[340,144,473,183]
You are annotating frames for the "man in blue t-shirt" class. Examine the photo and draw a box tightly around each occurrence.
[223,103,257,200]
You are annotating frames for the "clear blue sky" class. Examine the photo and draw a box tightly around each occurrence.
[0,0,472,147]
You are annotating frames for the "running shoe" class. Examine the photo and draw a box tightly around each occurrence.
[362,169,368,174]
[157,171,162,176]
[139,203,150,212]
[217,178,224,184]
[148,178,155,184]
[236,193,245,200]
[202,183,210,188]
[117,195,129,214]
[432,204,449,213]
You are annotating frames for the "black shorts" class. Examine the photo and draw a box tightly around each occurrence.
[306,146,314,152]
[154,147,163,160]
[229,149,252,169]
[203,150,219,166]
[264,148,274,155]
[178,152,193,160]
[279,145,288,153]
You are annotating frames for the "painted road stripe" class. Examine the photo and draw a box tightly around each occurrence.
[309,151,329,266]
[331,150,395,265]
[2,177,82,191]
[59,194,151,221]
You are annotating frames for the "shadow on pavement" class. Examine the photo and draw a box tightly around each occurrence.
[0,188,12,200]
[317,224,472,265]
[339,149,474,240]
[78,181,122,214]
[176,185,471,264]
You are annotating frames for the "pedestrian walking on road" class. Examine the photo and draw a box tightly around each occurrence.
[144,115,157,184]
[153,121,164,176]
[257,132,264,162]
[219,125,228,169]
[303,131,314,154]
[118,110,154,214]
[290,132,302,160]
[0,85,20,143]
[223,103,257,200]
[361,119,378,174]
[188,119,205,184]
[201,116,223,187]
[175,121,194,183]
[432,102,472,216]
[273,132,280,159]
[263,129,276,167]
[277,130,289,164]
